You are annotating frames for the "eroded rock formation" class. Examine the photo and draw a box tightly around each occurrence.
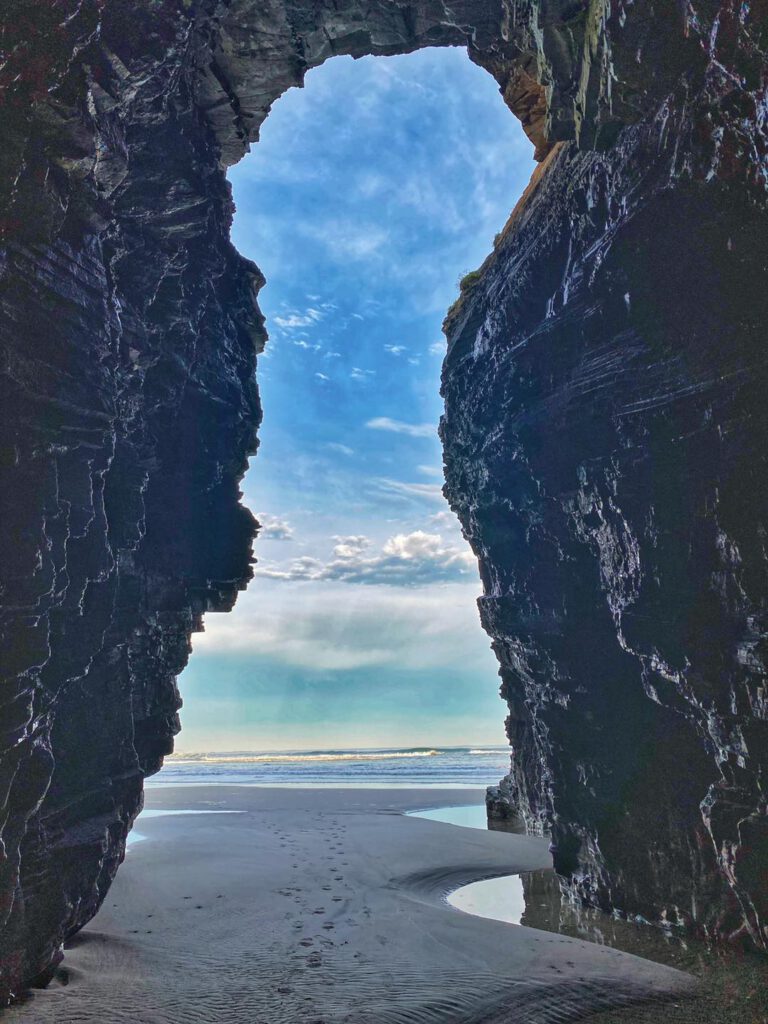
[442,5,768,947]
[0,0,766,1001]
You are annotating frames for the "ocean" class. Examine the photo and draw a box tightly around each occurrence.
[150,746,511,788]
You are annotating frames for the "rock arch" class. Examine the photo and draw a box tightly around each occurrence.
[1,0,767,1000]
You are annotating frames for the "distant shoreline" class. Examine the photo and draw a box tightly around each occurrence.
[152,745,513,788]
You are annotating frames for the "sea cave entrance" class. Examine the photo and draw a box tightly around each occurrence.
[170,48,535,770]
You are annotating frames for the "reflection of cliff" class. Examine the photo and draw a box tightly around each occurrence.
[519,870,682,959]
[1,0,767,1002]
[519,868,768,1014]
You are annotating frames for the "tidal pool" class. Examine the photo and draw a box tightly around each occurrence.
[447,874,526,925]
[127,809,242,848]
[406,804,490,829]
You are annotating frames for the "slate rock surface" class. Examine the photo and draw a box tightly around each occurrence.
[0,0,766,1001]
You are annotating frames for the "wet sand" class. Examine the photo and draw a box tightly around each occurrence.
[9,786,696,1024]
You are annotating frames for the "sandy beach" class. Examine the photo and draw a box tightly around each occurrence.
[9,786,696,1024]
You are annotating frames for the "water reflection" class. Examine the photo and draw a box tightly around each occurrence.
[415,804,696,967]
[519,869,694,965]
[448,874,526,924]
[407,804,490,830]
[127,809,241,848]
[407,804,526,832]
[413,803,768,1015]
[447,865,708,968]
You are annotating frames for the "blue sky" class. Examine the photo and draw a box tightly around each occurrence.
[177,47,534,752]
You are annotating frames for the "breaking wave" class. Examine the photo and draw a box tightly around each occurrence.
[168,749,441,765]
[154,746,511,787]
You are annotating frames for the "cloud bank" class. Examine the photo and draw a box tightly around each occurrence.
[193,578,488,672]
[255,529,475,586]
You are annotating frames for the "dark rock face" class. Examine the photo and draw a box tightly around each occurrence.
[0,0,766,1001]
[441,17,768,946]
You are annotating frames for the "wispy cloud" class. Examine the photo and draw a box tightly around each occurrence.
[324,442,354,456]
[384,344,407,356]
[375,478,445,502]
[351,367,376,381]
[365,417,434,438]
[273,308,324,329]
[429,509,458,528]
[193,579,487,672]
[299,220,389,262]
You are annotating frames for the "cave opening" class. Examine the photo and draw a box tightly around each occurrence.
[4,1,768,1008]
[168,47,535,770]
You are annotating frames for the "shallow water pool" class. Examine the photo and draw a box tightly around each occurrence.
[447,874,526,925]
[406,804,490,829]
[127,809,241,848]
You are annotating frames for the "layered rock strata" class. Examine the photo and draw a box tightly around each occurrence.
[442,11,768,945]
[0,0,766,1001]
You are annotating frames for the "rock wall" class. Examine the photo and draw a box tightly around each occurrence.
[441,7,768,946]
[0,0,766,1001]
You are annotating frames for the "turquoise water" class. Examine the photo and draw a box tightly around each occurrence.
[448,875,526,925]
[406,804,490,829]
[151,746,510,787]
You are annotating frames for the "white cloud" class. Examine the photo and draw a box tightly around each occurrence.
[193,579,487,672]
[324,442,354,456]
[256,514,294,541]
[384,344,407,356]
[332,535,370,558]
[375,478,444,502]
[273,308,324,329]
[365,417,434,438]
[418,464,443,478]
[429,509,458,528]
[315,372,330,382]
[324,351,341,359]
[299,220,389,262]
[255,529,474,586]
[429,340,447,356]
[351,367,375,381]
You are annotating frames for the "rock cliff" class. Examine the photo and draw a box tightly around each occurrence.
[0,0,766,1001]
